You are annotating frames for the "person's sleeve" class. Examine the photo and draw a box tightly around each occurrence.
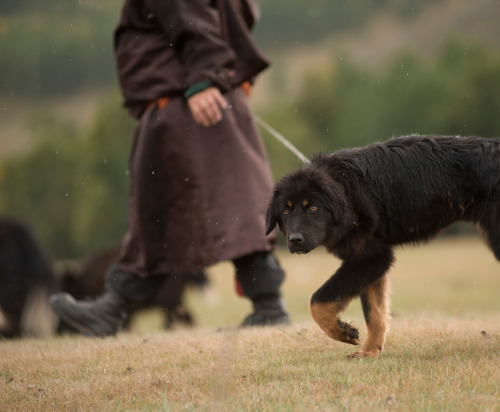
[144,0,236,92]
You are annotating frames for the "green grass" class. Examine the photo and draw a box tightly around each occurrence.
[1,235,499,411]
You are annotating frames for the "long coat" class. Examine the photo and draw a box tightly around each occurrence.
[113,0,277,277]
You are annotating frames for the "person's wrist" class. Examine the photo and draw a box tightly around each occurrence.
[184,80,213,99]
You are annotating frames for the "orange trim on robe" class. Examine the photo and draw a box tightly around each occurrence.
[240,81,252,97]
[146,97,170,112]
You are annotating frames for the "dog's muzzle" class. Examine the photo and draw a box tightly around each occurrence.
[287,232,311,254]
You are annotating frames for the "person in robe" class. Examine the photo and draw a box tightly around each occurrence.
[50,0,290,336]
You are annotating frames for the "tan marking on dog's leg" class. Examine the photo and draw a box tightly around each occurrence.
[309,299,360,345]
[348,275,391,359]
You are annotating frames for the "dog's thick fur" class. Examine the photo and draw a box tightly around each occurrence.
[265,135,500,358]
[0,217,58,337]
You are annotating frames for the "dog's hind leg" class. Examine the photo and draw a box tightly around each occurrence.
[478,203,500,261]
[309,246,394,349]
[348,274,391,359]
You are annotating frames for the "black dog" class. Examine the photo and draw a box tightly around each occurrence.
[265,135,500,358]
[0,217,58,337]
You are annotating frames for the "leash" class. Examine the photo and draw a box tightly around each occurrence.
[254,115,310,164]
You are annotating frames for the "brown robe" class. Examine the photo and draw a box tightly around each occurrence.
[113,0,276,277]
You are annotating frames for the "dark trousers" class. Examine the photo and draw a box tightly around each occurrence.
[105,251,285,305]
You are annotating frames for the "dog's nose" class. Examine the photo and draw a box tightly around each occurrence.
[289,233,304,245]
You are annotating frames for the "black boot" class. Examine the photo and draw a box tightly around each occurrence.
[234,251,291,327]
[240,294,290,327]
[50,289,126,337]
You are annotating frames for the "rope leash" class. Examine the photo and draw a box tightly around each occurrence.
[254,115,310,164]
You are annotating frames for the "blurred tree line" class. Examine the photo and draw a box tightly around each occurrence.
[0,93,134,258]
[0,0,433,98]
[1,39,499,259]
[255,0,434,47]
[0,1,121,97]
[260,39,500,177]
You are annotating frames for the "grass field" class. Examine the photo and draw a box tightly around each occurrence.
[1,235,499,411]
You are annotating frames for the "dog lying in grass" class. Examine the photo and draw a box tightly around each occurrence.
[265,135,500,358]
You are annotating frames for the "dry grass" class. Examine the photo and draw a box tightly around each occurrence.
[1,235,500,411]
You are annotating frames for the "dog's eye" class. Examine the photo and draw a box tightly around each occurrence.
[283,209,290,216]
[309,206,318,213]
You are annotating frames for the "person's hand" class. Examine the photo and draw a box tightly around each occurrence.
[187,87,228,127]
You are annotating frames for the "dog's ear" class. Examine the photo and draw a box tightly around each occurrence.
[265,192,280,235]
[318,178,353,228]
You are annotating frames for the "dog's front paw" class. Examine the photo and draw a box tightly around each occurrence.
[336,319,360,345]
[309,301,360,345]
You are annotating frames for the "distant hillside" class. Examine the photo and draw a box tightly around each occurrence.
[1,0,500,159]
[253,0,500,105]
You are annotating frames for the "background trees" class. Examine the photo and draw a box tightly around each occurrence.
[1,1,499,259]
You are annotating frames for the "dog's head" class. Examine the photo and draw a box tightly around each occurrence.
[265,166,354,254]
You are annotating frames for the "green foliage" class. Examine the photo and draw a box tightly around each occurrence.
[0,115,83,257]
[256,105,313,180]
[71,95,133,253]
[0,2,120,97]
[255,0,435,48]
[255,0,380,47]
[0,93,134,259]
[291,39,500,150]
[0,0,439,98]
[0,0,73,13]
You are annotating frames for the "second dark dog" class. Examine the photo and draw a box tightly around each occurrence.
[265,135,500,358]
[0,217,58,337]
